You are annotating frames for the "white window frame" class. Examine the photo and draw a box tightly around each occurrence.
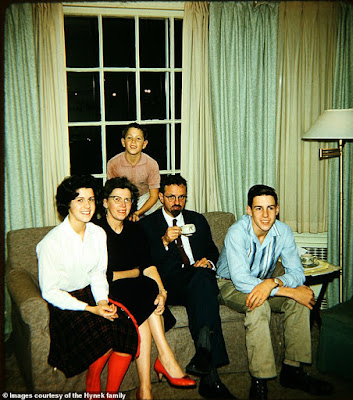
[63,2,184,180]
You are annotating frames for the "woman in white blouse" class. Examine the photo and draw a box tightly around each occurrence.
[37,175,139,393]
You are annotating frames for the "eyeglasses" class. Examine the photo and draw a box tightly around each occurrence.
[108,196,133,205]
[164,195,187,202]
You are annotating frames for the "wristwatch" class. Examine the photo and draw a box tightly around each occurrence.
[273,278,281,288]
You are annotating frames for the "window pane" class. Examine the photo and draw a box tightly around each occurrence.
[140,72,166,120]
[175,124,181,169]
[65,17,98,68]
[106,125,124,162]
[139,19,165,68]
[69,126,102,174]
[143,124,167,170]
[103,18,135,67]
[174,19,183,68]
[105,72,136,121]
[67,72,100,122]
[175,72,182,120]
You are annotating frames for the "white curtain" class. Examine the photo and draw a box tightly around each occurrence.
[276,1,339,233]
[181,2,220,212]
[34,3,70,225]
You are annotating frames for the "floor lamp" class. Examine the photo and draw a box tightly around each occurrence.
[302,109,353,303]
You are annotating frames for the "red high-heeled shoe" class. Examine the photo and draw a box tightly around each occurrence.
[154,358,196,388]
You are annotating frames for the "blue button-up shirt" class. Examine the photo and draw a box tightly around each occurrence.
[217,215,305,295]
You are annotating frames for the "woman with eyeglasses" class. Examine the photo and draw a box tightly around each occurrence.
[96,177,196,400]
[36,175,139,394]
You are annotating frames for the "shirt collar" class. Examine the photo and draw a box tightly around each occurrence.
[63,215,94,241]
[162,208,185,227]
[121,152,147,166]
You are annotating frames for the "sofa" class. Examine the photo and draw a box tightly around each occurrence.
[6,211,287,393]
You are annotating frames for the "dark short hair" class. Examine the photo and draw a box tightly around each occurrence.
[247,184,278,207]
[101,177,139,215]
[56,175,99,217]
[122,123,148,140]
[160,174,187,194]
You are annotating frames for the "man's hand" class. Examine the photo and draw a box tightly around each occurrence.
[290,285,315,310]
[194,257,211,269]
[162,226,181,247]
[246,279,276,310]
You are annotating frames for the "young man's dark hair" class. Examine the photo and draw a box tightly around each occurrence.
[101,177,139,215]
[160,174,187,194]
[121,122,148,140]
[247,184,278,207]
[56,175,99,217]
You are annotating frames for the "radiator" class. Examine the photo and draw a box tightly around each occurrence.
[293,232,328,309]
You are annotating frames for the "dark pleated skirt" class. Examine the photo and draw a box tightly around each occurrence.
[109,275,176,332]
[48,286,139,378]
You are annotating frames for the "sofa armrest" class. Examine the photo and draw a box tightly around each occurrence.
[7,268,49,327]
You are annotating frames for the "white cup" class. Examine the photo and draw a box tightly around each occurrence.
[181,224,196,236]
[300,254,317,266]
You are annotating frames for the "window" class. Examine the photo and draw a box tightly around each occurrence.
[63,4,183,182]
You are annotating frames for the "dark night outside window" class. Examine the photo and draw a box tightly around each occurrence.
[65,12,182,178]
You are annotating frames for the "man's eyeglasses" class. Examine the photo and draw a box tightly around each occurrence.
[164,195,187,202]
[108,196,133,205]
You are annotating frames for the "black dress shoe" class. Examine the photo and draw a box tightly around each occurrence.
[280,363,334,395]
[199,377,237,399]
[185,348,211,376]
[249,377,268,400]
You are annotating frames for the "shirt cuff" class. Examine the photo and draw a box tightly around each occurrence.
[208,260,216,271]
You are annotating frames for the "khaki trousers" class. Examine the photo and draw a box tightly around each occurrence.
[218,278,312,379]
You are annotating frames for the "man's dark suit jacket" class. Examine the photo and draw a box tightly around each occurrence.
[139,209,219,287]
[140,208,230,369]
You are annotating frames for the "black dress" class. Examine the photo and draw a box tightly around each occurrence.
[97,218,176,330]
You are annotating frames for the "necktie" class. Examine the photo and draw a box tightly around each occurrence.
[173,219,190,266]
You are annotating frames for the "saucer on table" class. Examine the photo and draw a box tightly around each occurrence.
[302,260,320,268]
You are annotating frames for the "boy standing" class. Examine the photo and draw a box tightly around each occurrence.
[107,123,161,221]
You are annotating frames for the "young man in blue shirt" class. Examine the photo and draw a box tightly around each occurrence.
[217,184,332,400]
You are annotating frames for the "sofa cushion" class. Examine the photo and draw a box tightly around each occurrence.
[203,212,236,252]
[7,226,55,279]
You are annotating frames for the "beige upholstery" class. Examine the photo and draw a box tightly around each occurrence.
[6,212,285,393]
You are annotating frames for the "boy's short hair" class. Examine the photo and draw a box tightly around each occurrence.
[122,122,148,140]
[160,174,187,194]
[101,177,139,215]
[56,175,99,217]
[248,184,278,207]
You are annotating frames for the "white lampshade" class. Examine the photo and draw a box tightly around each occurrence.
[302,109,353,140]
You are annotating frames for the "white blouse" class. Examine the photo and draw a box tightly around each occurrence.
[37,216,109,311]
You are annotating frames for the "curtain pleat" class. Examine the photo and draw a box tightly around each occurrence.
[181,2,220,212]
[209,2,278,219]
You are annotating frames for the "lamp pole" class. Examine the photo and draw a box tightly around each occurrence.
[319,139,344,303]
[339,139,344,303]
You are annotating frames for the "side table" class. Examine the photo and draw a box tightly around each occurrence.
[304,260,341,327]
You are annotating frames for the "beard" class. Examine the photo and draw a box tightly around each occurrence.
[171,206,182,217]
